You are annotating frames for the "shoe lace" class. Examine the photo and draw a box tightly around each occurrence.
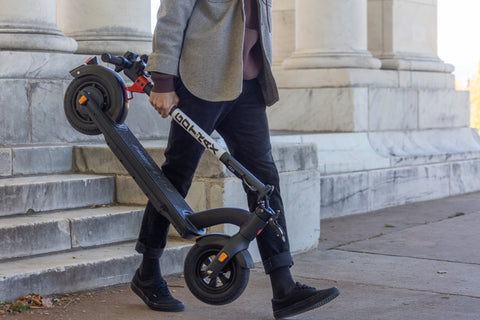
[152,280,171,297]
[295,282,314,291]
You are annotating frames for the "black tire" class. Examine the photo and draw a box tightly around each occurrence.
[64,73,127,135]
[184,243,250,305]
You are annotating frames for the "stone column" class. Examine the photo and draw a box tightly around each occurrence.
[283,0,380,69]
[0,0,76,52]
[272,0,295,67]
[368,0,453,72]
[56,0,152,55]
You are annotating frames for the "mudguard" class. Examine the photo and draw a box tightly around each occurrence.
[71,63,127,101]
[194,234,254,269]
[70,63,125,85]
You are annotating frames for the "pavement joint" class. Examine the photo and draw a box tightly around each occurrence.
[334,248,480,266]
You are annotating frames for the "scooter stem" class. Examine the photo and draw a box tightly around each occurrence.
[169,106,273,201]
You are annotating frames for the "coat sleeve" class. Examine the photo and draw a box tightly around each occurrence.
[146,0,197,76]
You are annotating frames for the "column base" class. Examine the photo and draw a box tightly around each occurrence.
[0,33,77,53]
[283,51,382,70]
[68,31,153,55]
[273,67,456,90]
[378,54,454,73]
[75,39,152,56]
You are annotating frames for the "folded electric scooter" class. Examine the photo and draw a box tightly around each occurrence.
[64,51,285,305]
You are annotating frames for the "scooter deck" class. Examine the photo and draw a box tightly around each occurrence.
[80,89,204,239]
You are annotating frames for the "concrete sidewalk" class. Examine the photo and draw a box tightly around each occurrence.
[6,192,480,320]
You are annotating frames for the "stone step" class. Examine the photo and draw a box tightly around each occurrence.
[0,205,145,260]
[73,140,318,213]
[72,141,322,256]
[73,140,318,177]
[0,145,73,178]
[0,174,114,217]
[0,240,193,303]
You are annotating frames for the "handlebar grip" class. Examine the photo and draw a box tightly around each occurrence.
[101,53,133,68]
[144,82,153,96]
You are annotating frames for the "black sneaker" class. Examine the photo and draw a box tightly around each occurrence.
[272,283,339,319]
[131,269,184,312]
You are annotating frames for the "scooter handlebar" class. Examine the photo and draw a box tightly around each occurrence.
[101,53,133,69]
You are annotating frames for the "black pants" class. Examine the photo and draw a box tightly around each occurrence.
[135,79,293,274]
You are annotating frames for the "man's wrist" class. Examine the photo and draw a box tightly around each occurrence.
[150,72,175,93]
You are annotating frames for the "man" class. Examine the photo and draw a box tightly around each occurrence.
[130,0,340,318]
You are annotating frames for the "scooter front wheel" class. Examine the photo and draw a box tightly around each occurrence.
[184,243,250,305]
[64,69,128,135]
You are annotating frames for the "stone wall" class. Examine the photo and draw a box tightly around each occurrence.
[2,0,480,220]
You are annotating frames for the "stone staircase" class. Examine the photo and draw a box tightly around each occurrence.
[0,145,192,302]
[0,141,320,302]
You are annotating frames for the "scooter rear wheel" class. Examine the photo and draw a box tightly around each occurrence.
[64,73,127,135]
[184,243,250,305]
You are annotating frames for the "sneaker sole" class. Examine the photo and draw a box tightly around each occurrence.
[130,280,185,312]
[274,287,340,319]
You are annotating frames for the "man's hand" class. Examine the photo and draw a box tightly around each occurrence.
[149,91,179,118]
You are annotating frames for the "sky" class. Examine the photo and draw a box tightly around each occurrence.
[150,0,480,82]
[437,0,480,82]
[151,0,160,29]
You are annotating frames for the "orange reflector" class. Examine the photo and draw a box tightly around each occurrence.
[218,252,228,263]
[78,95,87,105]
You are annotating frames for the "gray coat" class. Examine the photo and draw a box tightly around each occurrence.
[146,0,279,106]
